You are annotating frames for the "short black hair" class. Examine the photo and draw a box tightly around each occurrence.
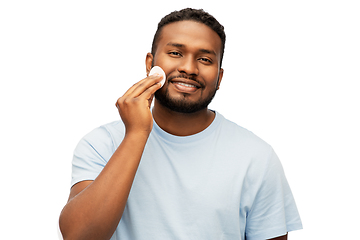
[151,8,226,66]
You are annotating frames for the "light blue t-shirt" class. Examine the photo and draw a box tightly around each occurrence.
[71,112,302,240]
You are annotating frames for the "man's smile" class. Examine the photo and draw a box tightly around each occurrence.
[169,78,202,93]
[172,82,199,93]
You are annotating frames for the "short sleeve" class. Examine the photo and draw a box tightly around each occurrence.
[71,126,116,187]
[245,150,303,240]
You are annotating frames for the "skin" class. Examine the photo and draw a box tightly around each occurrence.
[59,20,287,240]
[147,20,224,136]
[271,234,288,240]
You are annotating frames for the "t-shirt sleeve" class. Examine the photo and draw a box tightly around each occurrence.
[245,149,303,240]
[71,126,116,187]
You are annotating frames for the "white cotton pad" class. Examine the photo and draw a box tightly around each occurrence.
[149,66,166,88]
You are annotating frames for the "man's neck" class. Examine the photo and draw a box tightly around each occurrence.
[152,101,215,136]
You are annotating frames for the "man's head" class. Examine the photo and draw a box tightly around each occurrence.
[151,8,226,67]
[147,8,226,114]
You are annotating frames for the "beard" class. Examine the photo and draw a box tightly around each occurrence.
[154,82,218,114]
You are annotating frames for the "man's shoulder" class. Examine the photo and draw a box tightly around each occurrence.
[100,120,126,135]
[79,120,125,147]
[218,113,270,147]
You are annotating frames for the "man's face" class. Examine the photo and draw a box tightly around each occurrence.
[148,20,224,113]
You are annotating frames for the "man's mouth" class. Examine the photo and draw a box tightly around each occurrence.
[171,80,200,93]
[176,82,199,88]
[167,74,203,93]
[168,74,203,87]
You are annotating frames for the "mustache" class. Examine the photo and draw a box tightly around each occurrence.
[167,74,204,88]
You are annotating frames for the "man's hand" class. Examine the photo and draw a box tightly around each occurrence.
[115,74,163,135]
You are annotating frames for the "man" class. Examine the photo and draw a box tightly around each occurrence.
[59,8,302,240]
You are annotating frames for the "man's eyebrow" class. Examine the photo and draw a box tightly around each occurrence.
[166,42,217,56]
[166,42,185,48]
[199,48,216,56]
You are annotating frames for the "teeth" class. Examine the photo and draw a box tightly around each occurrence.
[177,82,196,88]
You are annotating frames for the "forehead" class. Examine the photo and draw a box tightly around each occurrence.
[157,20,222,57]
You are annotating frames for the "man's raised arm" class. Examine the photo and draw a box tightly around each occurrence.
[59,74,163,240]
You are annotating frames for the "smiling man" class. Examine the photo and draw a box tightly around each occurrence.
[59,8,302,240]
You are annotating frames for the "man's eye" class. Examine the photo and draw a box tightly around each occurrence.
[169,52,182,56]
[199,58,212,64]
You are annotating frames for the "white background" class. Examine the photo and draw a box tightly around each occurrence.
[1,0,359,239]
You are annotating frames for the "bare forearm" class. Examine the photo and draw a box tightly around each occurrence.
[59,132,149,240]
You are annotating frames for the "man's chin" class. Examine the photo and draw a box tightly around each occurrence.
[155,94,215,114]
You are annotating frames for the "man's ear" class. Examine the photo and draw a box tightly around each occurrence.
[217,68,224,90]
[145,53,154,76]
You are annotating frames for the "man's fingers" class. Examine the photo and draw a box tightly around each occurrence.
[115,75,162,109]
[138,81,162,101]
[123,74,163,99]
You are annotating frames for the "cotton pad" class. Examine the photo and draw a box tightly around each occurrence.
[149,66,166,88]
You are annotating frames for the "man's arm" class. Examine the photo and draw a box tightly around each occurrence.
[245,233,287,240]
[59,74,163,240]
[268,233,288,240]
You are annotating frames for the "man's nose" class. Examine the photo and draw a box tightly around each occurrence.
[177,56,199,76]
